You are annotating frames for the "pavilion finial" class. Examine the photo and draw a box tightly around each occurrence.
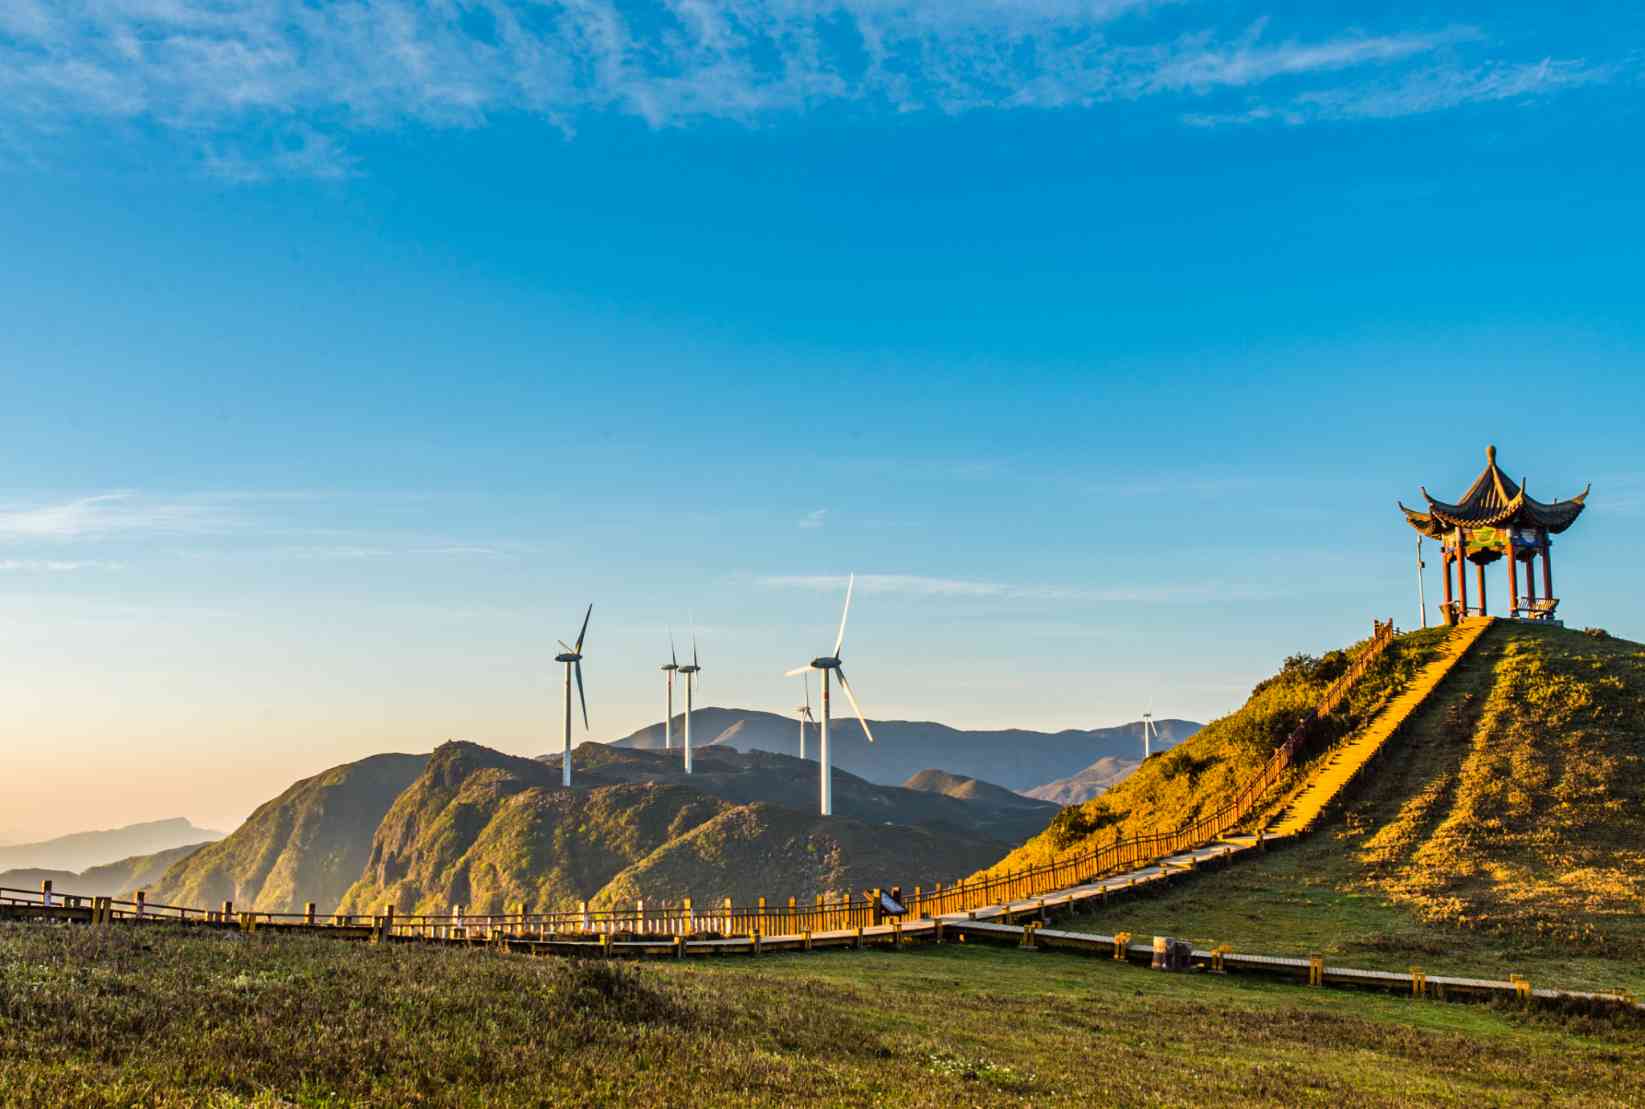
[1486,443,1497,465]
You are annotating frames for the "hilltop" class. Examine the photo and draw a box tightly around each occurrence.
[0,817,222,875]
[338,742,1036,916]
[144,753,429,914]
[604,707,1200,793]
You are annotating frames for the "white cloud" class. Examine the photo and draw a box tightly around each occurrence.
[0,493,223,539]
[0,2,1609,177]
[799,508,827,529]
[1184,56,1605,127]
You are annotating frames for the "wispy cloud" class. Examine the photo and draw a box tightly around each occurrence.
[0,3,1612,178]
[798,508,828,529]
[1184,56,1606,127]
[0,493,226,539]
[0,558,124,572]
[758,572,1275,603]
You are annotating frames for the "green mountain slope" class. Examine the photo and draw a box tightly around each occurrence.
[593,801,1005,909]
[338,743,734,916]
[144,753,428,915]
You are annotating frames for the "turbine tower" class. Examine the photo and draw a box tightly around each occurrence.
[553,604,592,788]
[794,670,815,760]
[660,633,679,751]
[785,573,876,816]
[1141,710,1159,760]
[677,636,701,774]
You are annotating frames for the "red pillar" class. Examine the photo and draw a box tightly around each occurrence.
[1476,560,1488,616]
[1455,531,1470,617]
[1542,538,1553,602]
[1506,540,1519,617]
[1441,547,1456,624]
[1525,552,1538,609]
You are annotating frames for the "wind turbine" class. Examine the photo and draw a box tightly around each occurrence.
[794,670,815,760]
[785,574,875,816]
[553,604,592,788]
[677,635,701,774]
[1141,709,1159,760]
[660,632,679,751]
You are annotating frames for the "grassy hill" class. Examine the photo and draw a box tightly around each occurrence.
[144,753,428,915]
[1021,747,1183,806]
[1021,621,1645,994]
[983,625,1453,875]
[605,706,1201,793]
[0,817,222,874]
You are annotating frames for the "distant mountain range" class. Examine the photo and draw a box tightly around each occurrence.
[0,842,210,900]
[0,817,223,875]
[606,708,1201,794]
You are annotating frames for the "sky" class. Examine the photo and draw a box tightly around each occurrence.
[2,1,1643,841]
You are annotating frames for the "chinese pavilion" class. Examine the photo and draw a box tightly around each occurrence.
[1400,445,1589,625]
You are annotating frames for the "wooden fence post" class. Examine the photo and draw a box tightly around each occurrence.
[304,901,316,925]
[41,879,53,908]
[134,890,146,920]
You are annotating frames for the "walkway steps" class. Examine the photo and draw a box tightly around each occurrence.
[1265,618,1494,839]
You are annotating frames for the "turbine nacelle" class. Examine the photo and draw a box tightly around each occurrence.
[811,656,842,670]
[556,652,583,664]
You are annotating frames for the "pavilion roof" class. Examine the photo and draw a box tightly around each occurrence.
[1399,445,1589,539]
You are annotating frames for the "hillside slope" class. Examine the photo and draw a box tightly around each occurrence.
[0,842,211,899]
[604,707,1200,792]
[0,818,222,874]
[594,801,1017,909]
[1052,622,1645,992]
[144,753,428,915]
[984,625,1452,875]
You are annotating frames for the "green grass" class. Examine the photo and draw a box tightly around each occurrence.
[2,923,1640,1107]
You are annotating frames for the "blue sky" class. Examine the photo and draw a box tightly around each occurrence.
[2,1,1643,839]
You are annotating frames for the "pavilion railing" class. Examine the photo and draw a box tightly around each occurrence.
[3,623,1402,941]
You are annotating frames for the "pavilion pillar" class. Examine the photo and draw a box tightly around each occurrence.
[1525,553,1537,609]
[1441,547,1456,625]
[1476,560,1487,616]
[1505,541,1519,617]
[1455,531,1469,618]
[1541,538,1553,603]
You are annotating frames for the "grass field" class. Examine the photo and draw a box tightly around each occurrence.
[1,923,1640,1107]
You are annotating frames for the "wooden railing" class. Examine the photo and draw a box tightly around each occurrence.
[2,621,1400,942]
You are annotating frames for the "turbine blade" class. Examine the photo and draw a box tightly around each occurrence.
[670,628,678,669]
[804,670,812,713]
[834,667,875,744]
[832,573,854,658]
[574,603,592,653]
[692,634,699,670]
[785,665,813,678]
[558,640,574,654]
[575,660,589,731]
